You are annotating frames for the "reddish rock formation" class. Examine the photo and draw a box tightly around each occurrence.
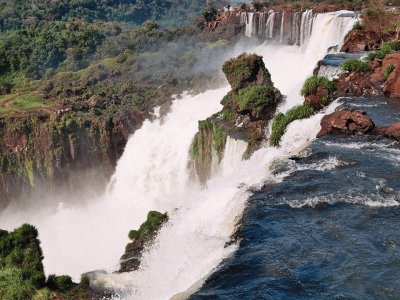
[341,30,382,53]
[378,122,400,141]
[334,71,379,97]
[317,110,375,138]
[382,53,400,99]
[304,86,329,110]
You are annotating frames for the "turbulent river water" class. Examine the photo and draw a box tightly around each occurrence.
[2,10,392,300]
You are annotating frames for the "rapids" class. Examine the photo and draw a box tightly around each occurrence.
[0,10,358,299]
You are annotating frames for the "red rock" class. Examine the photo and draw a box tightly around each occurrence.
[317,110,375,138]
[382,53,400,71]
[378,123,400,141]
[304,86,329,110]
[370,72,384,84]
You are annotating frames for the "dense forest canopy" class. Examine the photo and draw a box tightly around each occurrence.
[0,0,227,31]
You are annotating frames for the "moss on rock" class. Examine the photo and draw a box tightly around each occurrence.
[222,53,272,90]
[270,103,315,147]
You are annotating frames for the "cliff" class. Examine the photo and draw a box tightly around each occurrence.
[0,107,146,208]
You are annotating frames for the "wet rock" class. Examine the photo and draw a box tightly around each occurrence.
[377,123,400,141]
[317,110,375,138]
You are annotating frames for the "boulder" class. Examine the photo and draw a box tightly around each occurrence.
[304,86,329,110]
[222,53,272,90]
[317,110,375,138]
[378,123,400,141]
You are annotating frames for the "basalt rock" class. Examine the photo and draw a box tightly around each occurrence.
[190,53,282,184]
[317,109,375,138]
[377,122,400,141]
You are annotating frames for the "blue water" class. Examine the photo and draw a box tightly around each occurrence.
[192,97,400,299]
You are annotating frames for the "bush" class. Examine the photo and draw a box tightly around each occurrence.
[270,104,314,147]
[341,59,371,72]
[47,275,74,292]
[366,40,400,61]
[384,64,395,80]
[236,85,276,113]
[301,76,335,96]
[128,211,168,241]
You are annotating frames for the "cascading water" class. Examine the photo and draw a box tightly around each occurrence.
[266,11,275,39]
[0,10,357,300]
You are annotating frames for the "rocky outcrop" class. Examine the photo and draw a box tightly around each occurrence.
[341,29,382,53]
[190,53,282,183]
[119,211,168,273]
[378,123,400,141]
[317,110,375,138]
[0,109,145,209]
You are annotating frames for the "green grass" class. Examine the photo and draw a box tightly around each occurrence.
[270,104,315,147]
[236,85,276,113]
[384,64,395,81]
[128,211,168,241]
[12,94,51,110]
[341,59,372,72]
[301,76,335,96]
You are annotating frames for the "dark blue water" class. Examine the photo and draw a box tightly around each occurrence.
[192,97,400,300]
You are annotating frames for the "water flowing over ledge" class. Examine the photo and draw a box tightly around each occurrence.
[0,10,357,300]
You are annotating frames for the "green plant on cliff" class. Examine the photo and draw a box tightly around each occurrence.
[301,76,335,96]
[236,85,276,114]
[128,211,169,241]
[270,103,314,147]
[384,64,395,81]
[341,59,371,73]
[367,41,400,61]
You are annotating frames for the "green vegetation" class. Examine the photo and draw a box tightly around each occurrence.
[236,86,276,113]
[367,40,400,61]
[0,224,93,299]
[270,104,314,147]
[0,0,226,32]
[300,76,335,96]
[128,211,169,241]
[384,64,395,81]
[341,59,372,72]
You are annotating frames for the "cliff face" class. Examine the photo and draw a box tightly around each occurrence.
[0,109,145,208]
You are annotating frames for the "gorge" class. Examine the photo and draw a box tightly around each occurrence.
[1,2,400,300]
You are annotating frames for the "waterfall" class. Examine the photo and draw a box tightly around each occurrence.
[0,10,357,300]
[244,12,256,38]
[219,137,248,176]
[266,11,275,39]
[259,12,266,38]
[300,10,313,46]
[280,12,285,43]
[318,65,344,80]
